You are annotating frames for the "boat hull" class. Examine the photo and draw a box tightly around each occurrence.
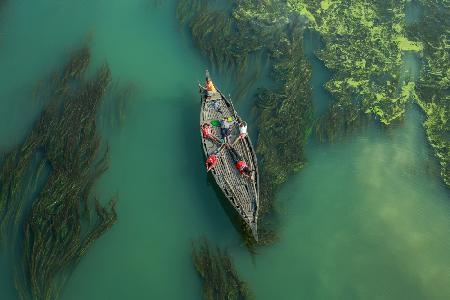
[199,81,259,240]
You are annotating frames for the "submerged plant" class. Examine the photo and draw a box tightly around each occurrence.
[255,18,313,235]
[0,44,120,299]
[192,238,253,300]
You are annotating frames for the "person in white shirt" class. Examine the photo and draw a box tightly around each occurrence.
[233,121,248,145]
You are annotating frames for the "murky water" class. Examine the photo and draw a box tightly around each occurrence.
[0,1,449,299]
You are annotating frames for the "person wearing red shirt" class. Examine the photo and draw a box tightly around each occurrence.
[201,123,221,145]
[205,145,225,172]
[205,154,218,172]
[228,146,253,180]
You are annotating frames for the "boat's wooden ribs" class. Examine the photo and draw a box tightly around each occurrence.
[201,91,258,229]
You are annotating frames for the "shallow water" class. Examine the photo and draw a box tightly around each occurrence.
[0,1,449,300]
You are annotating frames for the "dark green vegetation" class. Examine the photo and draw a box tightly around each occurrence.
[0,45,119,299]
[408,0,450,186]
[177,0,314,244]
[192,238,253,300]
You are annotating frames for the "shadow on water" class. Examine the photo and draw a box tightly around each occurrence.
[205,172,255,248]
[175,88,238,237]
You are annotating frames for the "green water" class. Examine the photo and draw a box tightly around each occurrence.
[1,1,449,299]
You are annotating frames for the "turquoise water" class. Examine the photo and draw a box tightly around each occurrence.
[0,1,449,300]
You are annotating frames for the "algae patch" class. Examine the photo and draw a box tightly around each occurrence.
[192,238,253,300]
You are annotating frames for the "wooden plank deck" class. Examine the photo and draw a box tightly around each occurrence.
[200,88,259,240]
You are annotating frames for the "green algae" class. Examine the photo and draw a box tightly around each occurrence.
[0,44,120,299]
[192,238,253,300]
[407,0,450,187]
[290,0,449,186]
[396,36,424,52]
[288,0,423,141]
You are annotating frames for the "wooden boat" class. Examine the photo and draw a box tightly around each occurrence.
[199,71,259,241]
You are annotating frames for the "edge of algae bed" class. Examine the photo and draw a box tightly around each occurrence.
[407,0,450,187]
[290,0,449,187]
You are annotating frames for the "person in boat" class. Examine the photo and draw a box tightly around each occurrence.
[220,117,235,142]
[228,146,254,180]
[205,153,218,172]
[206,79,217,94]
[201,123,221,145]
[199,75,218,98]
[233,121,247,145]
[201,77,217,99]
[205,144,225,172]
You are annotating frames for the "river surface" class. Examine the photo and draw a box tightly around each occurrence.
[0,1,449,299]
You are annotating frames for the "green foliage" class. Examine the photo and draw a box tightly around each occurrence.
[192,238,253,300]
[0,45,119,299]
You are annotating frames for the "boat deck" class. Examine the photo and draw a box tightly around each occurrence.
[200,90,259,238]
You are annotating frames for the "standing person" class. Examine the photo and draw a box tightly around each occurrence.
[228,146,253,180]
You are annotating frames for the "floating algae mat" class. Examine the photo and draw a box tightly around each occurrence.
[0,0,449,299]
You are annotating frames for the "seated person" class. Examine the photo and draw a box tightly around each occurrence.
[228,146,254,180]
[205,79,217,96]
[205,145,226,172]
[205,153,218,172]
[201,123,221,144]
[233,121,247,145]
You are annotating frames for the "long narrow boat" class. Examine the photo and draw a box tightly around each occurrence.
[199,71,259,241]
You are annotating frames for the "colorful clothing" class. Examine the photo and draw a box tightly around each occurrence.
[206,154,218,171]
